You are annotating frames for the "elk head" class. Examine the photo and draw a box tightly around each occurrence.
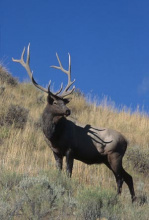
[12,44,75,117]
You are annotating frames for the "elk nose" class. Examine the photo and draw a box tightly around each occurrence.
[66,109,71,116]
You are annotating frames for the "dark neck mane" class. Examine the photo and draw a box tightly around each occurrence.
[42,109,66,141]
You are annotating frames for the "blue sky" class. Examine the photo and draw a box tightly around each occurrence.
[1,0,149,112]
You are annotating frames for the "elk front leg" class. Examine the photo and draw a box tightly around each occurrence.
[66,148,74,177]
[53,152,63,171]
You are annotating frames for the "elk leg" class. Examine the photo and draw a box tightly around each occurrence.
[105,159,123,195]
[53,152,63,171]
[66,148,74,177]
[106,154,125,196]
[122,168,136,202]
[114,174,123,195]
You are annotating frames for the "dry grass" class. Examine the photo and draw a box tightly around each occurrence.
[0,65,149,219]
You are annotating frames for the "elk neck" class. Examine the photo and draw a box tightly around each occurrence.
[42,105,67,141]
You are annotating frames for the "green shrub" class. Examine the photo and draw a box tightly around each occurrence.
[0,170,149,219]
[12,175,64,218]
[0,170,24,219]
[0,171,77,219]
[0,201,12,220]
[0,170,23,190]
[76,187,120,220]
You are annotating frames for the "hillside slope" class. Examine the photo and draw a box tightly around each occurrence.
[0,65,149,219]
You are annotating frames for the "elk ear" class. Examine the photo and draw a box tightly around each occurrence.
[47,95,54,104]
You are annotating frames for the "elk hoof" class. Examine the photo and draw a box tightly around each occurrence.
[132,196,137,203]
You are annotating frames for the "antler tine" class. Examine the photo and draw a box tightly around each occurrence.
[12,47,25,65]
[26,43,30,68]
[47,80,64,96]
[54,83,63,95]
[51,53,75,98]
[12,44,48,93]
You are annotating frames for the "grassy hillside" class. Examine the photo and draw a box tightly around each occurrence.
[0,64,149,219]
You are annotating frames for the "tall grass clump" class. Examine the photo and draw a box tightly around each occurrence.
[0,65,18,86]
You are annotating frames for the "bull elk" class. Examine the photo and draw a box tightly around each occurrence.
[12,44,136,202]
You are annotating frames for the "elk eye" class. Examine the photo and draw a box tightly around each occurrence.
[53,101,57,105]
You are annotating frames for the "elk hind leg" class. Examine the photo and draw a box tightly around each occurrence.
[107,154,136,202]
[122,168,136,202]
[107,155,124,196]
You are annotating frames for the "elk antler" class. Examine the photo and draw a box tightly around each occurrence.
[51,53,75,98]
[12,43,50,93]
[12,44,75,98]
